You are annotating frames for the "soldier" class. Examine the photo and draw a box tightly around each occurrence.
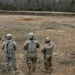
[23,32,40,73]
[41,37,54,73]
[2,34,17,71]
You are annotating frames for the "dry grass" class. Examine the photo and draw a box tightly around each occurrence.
[0,11,75,16]
[0,15,75,75]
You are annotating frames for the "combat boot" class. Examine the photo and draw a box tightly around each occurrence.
[27,69,32,74]
[32,68,35,72]
[42,68,47,72]
[14,67,17,71]
[49,67,53,73]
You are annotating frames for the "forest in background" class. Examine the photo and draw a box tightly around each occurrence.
[0,0,75,12]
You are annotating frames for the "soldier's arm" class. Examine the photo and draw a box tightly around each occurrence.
[23,41,28,50]
[51,43,54,48]
[41,47,46,54]
[13,41,17,51]
[36,41,40,48]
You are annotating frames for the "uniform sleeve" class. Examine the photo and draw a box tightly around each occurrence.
[23,41,28,50]
[41,46,46,54]
[51,43,54,48]
[13,41,17,51]
[36,41,40,48]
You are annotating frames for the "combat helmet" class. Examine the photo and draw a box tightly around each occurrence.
[45,37,50,43]
[28,32,35,40]
[6,34,12,40]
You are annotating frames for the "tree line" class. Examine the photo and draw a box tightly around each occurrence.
[0,0,75,12]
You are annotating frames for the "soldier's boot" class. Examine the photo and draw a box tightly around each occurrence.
[43,65,51,73]
[45,67,52,73]
[42,63,48,72]
[49,62,53,73]
[28,69,32,74]
[49,67,53,73]
[32,64,36,72]
[13,67,17,71]
[42,68,47,72]
[13,63,17,71]
[12,64,17,71]
[46,69,51,73]
[43,68,51,73]
[27,65,32,74]
[43,62,48,72]
[32,67,36,72]
[27,66,32,74]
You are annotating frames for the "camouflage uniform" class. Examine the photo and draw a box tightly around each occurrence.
[2,34,17,71]
[23,32,40,72]
[41,37,54,72]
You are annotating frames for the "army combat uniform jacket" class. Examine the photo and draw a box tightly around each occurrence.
[41,42,54,58]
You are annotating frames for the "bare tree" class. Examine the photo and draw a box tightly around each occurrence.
[0,0,75,12]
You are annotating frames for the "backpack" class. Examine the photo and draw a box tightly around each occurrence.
[27,40,37,57]
[28,40,37,53]
[5,40,15,54]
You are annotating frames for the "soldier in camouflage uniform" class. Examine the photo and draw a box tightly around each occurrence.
[41,37,54,73]
[2,34,17,71]
[23,32,40,73]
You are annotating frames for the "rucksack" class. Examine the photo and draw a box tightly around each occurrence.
[28,40,37,53]
[5,40,15,54]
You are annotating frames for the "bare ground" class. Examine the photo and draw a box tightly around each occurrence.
[0,15,75,75]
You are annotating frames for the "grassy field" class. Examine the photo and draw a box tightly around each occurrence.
[0,15,75,75]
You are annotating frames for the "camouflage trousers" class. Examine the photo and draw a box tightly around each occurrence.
[44,56,52,71]
[5,56,16,70]
[26,57,37,72]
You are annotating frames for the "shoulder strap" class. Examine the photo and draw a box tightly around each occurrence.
[6,41,10,53]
